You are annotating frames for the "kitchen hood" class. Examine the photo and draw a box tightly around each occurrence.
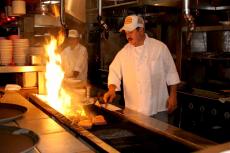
[34,14,61,27]
[140,0,182,7]
[98,0,182,9]
[65,0,86,23]
[34,0,86,27]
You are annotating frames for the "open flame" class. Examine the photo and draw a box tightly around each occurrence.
[43,31,86,117]
[51,4,60,17]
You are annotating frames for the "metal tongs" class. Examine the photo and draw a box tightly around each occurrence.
[94,96,108,108]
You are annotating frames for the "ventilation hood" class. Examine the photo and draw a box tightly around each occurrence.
[98,0,182,9]
[34,0,85,28]
[65,0,86,23]
[141,0,181,7]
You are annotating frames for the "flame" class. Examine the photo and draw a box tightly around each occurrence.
[44,34,69,114]
[51,4,60,17]
[43,31,87,118]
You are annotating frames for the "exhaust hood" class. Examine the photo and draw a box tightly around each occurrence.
[141,0,181,7]
[34,0,86,27]
[34,14,61,27]
[65,0,86,23]
[98,0,182,9]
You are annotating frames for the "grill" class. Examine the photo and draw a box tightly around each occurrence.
[84,104,195,153]
[29,94,216,153]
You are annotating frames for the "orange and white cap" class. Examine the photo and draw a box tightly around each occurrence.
[68,29,80,38]
[119,15,144,32]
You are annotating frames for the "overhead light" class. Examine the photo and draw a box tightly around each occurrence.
[42,0,60,5]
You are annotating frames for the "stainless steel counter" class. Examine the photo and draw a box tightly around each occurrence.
[28,94,218,152]
[195,142,230,153]
[0,91,95,153]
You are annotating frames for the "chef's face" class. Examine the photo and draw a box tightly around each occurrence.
[125,27,145,47]
[68,38,79,48]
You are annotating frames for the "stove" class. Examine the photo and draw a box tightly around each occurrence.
[178,89,230,143]
[28,94,217,153]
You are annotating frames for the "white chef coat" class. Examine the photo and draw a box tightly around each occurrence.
[108,34,180,116]
[61,43,88,81]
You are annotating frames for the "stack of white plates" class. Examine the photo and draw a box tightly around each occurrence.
[13,39,29,65]
[0,39,13,65]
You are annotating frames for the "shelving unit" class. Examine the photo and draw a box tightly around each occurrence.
[182,25,230,32]
[0,66,45,73]
[0,66,45,94]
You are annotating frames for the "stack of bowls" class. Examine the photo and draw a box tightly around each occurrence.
[13,39,29,65]
[0,39,13,65]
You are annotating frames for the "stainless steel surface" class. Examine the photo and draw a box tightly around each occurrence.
[183,0,190,15]
[29,94,217,152]
[196,5,230,11]
[0,66,45,73]
[144,0,181,7]
[195,142,230,153]
[0,103,27,123]
[65,0,86,23]
[0,92,95,153]
[34,14,61,27]
[182,25,230,32]
[207,31,230,52]
[29,94,119,153]
[101,0,181,8]
[60,0,66,28]
[0,125,39,153]
[183,0,195,43]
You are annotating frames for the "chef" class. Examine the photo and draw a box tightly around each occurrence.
[103,15,180,120]
[61,29,88,81]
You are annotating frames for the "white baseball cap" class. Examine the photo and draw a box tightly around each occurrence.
[119,15,144,32]
[68,29,80,38]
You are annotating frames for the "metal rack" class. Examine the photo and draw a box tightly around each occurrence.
[0,66,45,73]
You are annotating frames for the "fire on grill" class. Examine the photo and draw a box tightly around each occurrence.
[37,31,107,130]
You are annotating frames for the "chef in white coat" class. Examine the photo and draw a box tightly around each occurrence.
[103,15,180,117]
[61,29,88,81]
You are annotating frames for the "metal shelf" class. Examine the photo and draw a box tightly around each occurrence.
[0,66,45,73]
[182,25,230,32]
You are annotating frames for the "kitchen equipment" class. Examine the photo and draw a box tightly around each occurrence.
[207,31,230,53]
[29,94,216,153]
[0,125,39,153]
[178,89,230,143]
[0,103,27,123]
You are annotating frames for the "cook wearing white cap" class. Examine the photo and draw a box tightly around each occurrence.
[104,15,180,120]
[119,15,144,32]
[61,29,88,81]
[68,29,80,38]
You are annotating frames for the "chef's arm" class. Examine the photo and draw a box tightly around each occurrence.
[103,84,117,103]
[167,84,178,113]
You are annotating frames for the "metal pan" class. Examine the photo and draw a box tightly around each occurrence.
[0,103,27,123]
[0,125,39,153]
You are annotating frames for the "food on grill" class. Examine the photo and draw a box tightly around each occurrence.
[78,119,92,129]
[92,115,107,125]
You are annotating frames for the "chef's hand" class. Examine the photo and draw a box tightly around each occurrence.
[103,84,116,103]
[167,85,178,113]
[167,95,177,114]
